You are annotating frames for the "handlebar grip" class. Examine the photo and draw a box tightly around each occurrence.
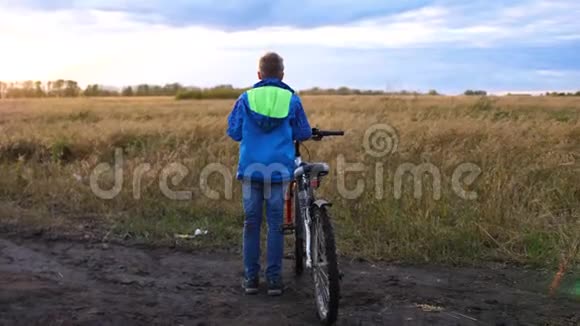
[311,128,345,137]
[320,130,345,136]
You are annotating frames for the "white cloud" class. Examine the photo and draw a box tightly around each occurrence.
[536,70,567,77]
[0,1,579,87]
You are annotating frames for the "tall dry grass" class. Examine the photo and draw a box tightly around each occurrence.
[0,95,579,266]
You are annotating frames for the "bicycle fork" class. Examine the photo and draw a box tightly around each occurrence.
[297,184,314,269]
[304,208,313,269]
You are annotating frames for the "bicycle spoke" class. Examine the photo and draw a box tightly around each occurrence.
[318,268,329,291]
[314,268,329,316]
[315,267,330,305]
[316,220,326,258]
[313,219,331,318]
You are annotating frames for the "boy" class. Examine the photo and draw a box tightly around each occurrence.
[226,52,312,296]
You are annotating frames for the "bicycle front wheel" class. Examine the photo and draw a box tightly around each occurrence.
[311,205,340,325]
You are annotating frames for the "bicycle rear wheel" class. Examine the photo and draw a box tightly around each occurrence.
[311,205,340,325]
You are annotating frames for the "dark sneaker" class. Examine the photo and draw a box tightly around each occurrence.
[243,278,259,295]
[267,279,283,296]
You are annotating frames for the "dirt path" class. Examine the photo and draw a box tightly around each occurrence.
[0,232,578,326]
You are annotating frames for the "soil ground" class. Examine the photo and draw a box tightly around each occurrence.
[0,229,578,326]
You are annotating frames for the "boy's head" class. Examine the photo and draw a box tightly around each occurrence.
[258,52,284,80]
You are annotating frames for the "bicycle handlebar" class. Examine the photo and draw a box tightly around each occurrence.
[295,128,344,157]
[311,128,345,139]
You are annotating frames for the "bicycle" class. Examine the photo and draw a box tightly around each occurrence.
[283,128,344,325]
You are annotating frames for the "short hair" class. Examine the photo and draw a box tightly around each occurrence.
[259,52,284,78]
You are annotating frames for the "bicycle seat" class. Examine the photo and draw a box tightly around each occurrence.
[294,162,330,178]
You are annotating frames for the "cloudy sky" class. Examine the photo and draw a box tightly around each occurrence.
[1,0,579,94]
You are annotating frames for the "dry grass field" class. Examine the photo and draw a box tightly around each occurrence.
[0,95,579,268]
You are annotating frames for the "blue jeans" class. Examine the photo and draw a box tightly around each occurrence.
[242,180,287,282]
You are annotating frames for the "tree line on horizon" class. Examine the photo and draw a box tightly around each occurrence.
[0,81,444,99]
[0,80,192,99]
[544,91,580,97]
[1,80,579,99]
[0,80,250,99]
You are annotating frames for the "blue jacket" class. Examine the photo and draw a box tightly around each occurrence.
[227,78,312,182]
